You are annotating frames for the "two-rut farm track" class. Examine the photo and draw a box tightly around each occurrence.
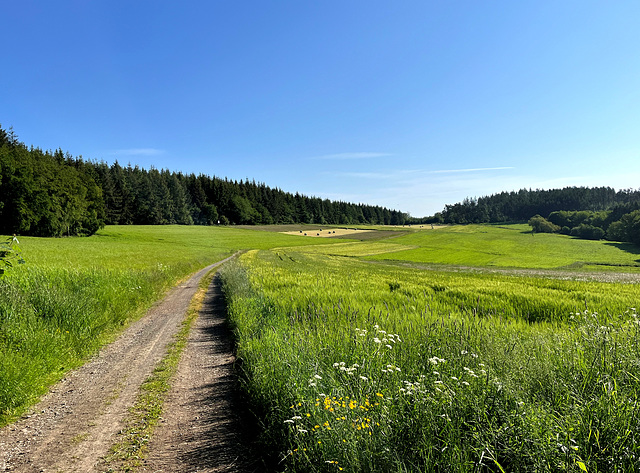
[0,255,249,473]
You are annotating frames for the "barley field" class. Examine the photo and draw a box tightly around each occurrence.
[221,227,640,472]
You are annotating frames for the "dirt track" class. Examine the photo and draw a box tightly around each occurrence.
[140,274,250,473]
[0,256,242,472]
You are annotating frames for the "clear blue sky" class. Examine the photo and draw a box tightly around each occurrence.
[3,1,640,217]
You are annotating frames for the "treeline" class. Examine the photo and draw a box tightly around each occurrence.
[528,208,640,245]
[429,187,640,225]
[0,126,408,237]
[0,128,104,237]
[417,186,640,245]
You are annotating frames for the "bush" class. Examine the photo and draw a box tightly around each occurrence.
[606,210,640,245]
[528,215,560,233]
[570,224,605,240]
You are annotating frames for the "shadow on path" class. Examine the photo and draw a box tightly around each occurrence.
[143,274,258,473]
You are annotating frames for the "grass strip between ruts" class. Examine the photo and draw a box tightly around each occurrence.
[100,267,219,472]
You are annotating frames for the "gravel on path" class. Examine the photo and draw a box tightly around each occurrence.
[140,274,251,473]
[0,257,233,473]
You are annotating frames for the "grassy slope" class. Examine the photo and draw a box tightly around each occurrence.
[17,224,345,269]
[359,224,640,270]
[0,225,342,424]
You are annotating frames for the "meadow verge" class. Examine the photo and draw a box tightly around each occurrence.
[0,266,173,425]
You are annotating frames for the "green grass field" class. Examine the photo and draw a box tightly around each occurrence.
[3,223,640,471]
[0,225,343,424]
[307,224,640,270]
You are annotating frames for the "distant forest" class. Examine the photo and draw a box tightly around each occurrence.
[416,186,640,246]
[0,126,408,237]
[3,126,639,245]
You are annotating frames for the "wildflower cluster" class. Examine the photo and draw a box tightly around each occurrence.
[371,324,402,349]
[332,361,359,375]
[284,325,499,470]
[285,393,383,433]
[284,392,385,470]
[308,373,322,387]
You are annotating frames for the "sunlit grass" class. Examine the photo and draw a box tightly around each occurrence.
[0,225,343,425]
[221,249,640,472]
[363,224,640,270]
[4,222,640,471]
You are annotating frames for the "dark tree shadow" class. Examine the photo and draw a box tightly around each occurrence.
[175,274,262,473]
[602,241,640,264]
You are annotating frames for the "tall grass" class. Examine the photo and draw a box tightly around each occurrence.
[221,249,640,472]
[0,266,163,421]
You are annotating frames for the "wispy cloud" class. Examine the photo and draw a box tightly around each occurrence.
[333,169,419,179]
[108,148,165,157]
[311,152,392,160]
[334,171,392,179]
[329,166,514,180]
[428,166,515,174]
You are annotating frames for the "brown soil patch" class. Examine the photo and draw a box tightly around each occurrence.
[281,228,375,238]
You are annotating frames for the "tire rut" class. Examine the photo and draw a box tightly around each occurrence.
[140,274,251,473]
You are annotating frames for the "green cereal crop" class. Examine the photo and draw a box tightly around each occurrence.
[364,224,640,270]
[222,247,640,472]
